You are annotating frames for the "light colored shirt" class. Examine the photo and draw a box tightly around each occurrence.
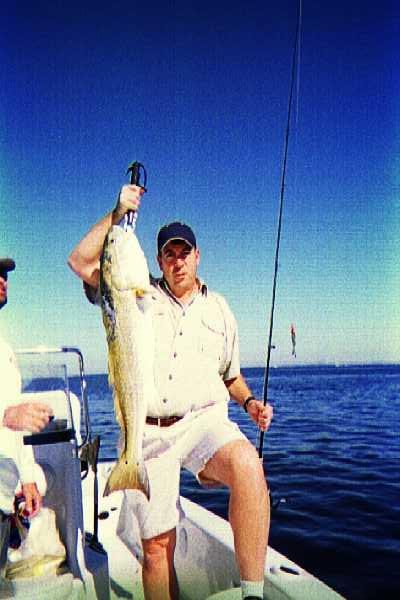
[148,278,240,416]
[86,277,241,417]
[0,334,36,485]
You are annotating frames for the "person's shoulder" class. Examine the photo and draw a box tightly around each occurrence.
[206,288,230,307]
[149,275,166,299]
[149,274,161,288]
[0,334,14,359]
[205,289,236,321]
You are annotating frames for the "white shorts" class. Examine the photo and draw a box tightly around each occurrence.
[0,457,19,514]
[117,402,246,546]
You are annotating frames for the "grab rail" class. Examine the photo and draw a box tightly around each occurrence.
[15,346,92,448]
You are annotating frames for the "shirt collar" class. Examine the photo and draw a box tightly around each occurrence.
[158,277,208,306]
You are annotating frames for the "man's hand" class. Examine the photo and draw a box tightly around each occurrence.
[21,482,42,518]
[247,399,273,431]
[3,402,53,432]
[113,185,145,223]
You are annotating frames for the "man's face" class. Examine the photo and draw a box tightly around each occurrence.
[0,271,9,309]
[157,240,200,297]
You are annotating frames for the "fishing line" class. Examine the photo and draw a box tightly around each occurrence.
[258,0,302,461]
[295,0,302,128]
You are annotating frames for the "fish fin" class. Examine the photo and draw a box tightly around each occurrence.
[103,457,150,500]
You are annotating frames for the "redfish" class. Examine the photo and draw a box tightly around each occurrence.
[100,224,154,498]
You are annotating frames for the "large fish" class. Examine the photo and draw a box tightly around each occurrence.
[100,223,154,498]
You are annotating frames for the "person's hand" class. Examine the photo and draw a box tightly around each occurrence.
[247,399,273,431]
[113,184,145,223]
[21,482,42,518]
[3,402,53,432]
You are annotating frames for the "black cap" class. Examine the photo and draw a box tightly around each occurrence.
[157,222,196,255]
[0,258,15,273]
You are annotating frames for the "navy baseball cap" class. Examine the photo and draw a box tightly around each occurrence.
[0,258,15,273]
[157,222,196,255]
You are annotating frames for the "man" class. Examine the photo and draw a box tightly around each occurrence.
[68,185,273,600]
[0,258,53,580]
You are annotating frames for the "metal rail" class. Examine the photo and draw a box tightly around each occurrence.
[15,345,92,447]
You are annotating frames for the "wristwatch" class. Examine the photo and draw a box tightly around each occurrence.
[243,395,256,413]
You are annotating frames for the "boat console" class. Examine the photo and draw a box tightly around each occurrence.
[7,347,110,600]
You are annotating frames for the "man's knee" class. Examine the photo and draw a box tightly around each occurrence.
[142,529,176,568]
[204,440,266,488]
[229,442,265,483]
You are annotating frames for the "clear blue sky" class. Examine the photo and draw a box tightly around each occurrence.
[1,1,398,373]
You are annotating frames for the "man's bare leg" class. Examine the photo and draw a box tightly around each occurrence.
[142,528,179,600]
[200,440,270,581]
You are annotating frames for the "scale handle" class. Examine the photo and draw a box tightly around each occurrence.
[125,161,147,229]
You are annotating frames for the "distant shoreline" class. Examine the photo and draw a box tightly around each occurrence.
[81,362,400,378]
[243,362,400,369]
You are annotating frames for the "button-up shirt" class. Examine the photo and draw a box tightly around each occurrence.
[148,277,240,416]
[87,276,241,417]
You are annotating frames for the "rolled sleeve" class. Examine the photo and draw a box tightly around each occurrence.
[0,427,36,485]
[223,324,240,381]
[211,293,241,381]
[16,439,36,484]
[83,281,101,305]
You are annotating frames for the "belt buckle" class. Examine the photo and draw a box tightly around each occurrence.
[157,417,162,427]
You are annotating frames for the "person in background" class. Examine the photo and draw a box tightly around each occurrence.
[0,257,53,582]
[68,185,273,600]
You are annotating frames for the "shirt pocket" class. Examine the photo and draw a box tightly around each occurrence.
[153,310,174,364]
[198,317,226,372]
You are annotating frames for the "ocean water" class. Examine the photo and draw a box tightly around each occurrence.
[47,364,400,600]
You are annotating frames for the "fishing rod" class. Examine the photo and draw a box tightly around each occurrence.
[258,1,302,460]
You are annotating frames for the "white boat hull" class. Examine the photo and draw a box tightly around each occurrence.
[6,352,345,600]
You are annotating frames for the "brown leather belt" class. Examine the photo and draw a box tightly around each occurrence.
[146,415,183,427]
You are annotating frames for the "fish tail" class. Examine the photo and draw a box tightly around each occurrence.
[103,456,150,499]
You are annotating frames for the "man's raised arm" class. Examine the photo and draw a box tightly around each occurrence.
[67,185,144,288]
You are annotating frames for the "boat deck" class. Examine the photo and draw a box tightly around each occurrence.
[80,463,345,600]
